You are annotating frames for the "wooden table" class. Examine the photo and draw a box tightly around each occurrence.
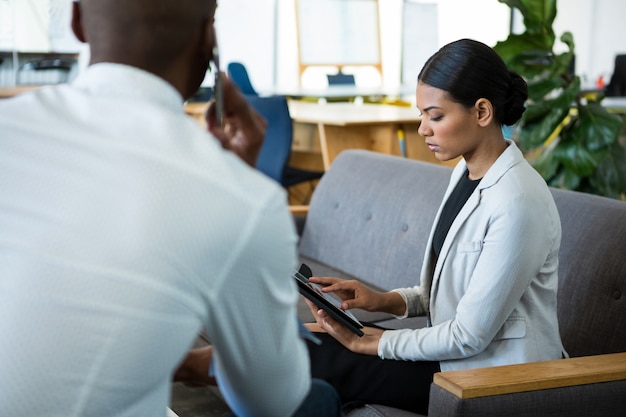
[0,85,41,98]
[287,101,457,170]
[184,101,209,127]
[261,84,416,101]
[602,97,626,113]
[184,100,458,171]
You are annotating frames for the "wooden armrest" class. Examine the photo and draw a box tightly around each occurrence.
[289,205,310,216]
[434,352,626,399]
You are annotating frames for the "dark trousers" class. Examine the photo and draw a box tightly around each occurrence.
[228,378,343,417]
[293,378,345,417]
[307,333,440,415]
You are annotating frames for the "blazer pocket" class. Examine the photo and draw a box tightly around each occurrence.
[457,240,483,253]
[493,317,526,341]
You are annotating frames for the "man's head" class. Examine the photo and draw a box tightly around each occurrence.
[71,0,218,99]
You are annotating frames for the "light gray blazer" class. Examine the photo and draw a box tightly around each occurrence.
[378,141,567,371]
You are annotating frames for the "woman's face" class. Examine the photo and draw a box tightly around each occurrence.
[415,82,481,162]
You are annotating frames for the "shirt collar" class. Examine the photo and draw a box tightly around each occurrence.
[72,63,185,112]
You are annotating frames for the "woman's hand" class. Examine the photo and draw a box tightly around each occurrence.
[205,74,267,167]
[309,276,406,316]
[304,298,384,356]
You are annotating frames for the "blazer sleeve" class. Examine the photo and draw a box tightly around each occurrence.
[378,190,560,362]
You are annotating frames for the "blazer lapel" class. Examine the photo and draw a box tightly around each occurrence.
[428,141,525,302]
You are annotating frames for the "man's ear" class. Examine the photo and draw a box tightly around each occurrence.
[475,98,493,127]
[71,1,87,43]
[207,24,217,62]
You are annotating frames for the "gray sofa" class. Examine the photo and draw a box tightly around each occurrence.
[295,149,626,417]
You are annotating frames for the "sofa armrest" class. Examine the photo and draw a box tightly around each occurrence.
[433,352,626,399]
[426,352,626,417]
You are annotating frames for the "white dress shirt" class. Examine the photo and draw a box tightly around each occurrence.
[0,64,310,417]
[379,142,566,371]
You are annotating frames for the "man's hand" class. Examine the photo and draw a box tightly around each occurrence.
[173,346,217,387]
[205,74,267,167]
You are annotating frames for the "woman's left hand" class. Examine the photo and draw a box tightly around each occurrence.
[304,298,384,356]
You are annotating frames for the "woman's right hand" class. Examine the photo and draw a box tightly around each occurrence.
[308,277,406,316]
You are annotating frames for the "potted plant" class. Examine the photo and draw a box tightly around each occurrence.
[493,0,626,199]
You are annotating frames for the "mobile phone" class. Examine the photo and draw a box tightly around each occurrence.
[211,45,224,127]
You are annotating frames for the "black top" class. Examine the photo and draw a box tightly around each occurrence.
[432,171,481,258]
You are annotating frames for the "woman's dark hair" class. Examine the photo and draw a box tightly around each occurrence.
[418,38,528,126]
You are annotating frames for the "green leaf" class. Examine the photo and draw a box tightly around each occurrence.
[498,0,557,38]
[575,103,622,151]
[552,138,600,177]
[532,144,560,179]
[549,166,582,190]
[527,77,562,101]
[519,104,569,150]
[498,0,626,198]
[590,141,626,197]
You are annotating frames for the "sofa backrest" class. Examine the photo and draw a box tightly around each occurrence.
[299,150,451,290]
[550,188,626,357]
[300,150,626,358]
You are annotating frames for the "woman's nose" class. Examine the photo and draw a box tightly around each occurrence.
[418,120,430,137]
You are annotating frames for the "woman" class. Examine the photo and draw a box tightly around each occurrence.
[305,38,567,415]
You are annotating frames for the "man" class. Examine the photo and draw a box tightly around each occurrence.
[0,1,340,416]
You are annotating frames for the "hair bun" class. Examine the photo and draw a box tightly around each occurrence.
[503,71,528,125]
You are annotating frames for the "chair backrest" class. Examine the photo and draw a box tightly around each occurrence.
[227,62,258,96]
[244,95,293,184]
[327,71,356,86]
[606,54,626,97]
[18,57,76,85]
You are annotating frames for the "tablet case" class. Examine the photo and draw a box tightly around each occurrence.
[294,263,364,337]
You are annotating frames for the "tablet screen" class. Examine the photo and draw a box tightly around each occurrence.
[294,265,364,337]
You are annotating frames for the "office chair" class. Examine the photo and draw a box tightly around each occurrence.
[326,70,355,86]
[244,94,324,202]
[227,62,259,96]
[606,54,626,97]
[17,57,76,85]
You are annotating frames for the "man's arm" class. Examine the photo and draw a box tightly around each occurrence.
[203,191,310,417]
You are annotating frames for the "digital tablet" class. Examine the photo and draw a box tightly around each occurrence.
[294,263,364,337]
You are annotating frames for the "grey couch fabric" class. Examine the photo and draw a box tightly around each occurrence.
[299,151,451,291]
[297,150,626,417]
[549,188,626,357]
[427,380,626,417]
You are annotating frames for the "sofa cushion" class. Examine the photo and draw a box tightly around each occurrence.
[298,150,451,291]
[550,188,626,357]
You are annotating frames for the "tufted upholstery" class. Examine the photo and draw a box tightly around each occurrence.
[550,188,626,357]
[299,150,451,291]
[296,150,626,417]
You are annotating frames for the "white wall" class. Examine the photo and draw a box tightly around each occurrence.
[6,0,626,91]
[214,0,626,92]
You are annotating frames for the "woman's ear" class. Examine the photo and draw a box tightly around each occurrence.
[71,1,87,43]
[475,98,494,127]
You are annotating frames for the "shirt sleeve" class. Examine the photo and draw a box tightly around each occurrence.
[203,188,311,417]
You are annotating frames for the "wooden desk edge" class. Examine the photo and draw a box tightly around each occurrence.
[289,205,309,216]
[433,352,626,399]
